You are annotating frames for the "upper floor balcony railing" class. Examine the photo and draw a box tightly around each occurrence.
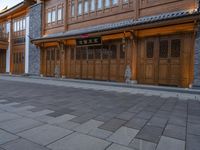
[0,32,8,42]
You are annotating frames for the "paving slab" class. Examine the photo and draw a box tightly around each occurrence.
[74,119,103,134]
[129,138,157,150]
[107,143,134,150]
[47,114,76,124]
[55,121,80,130]
[47,132,110,150]
[0,129,19,145]
[0,118,43,134]
[125,117,148,130]
[156,136,185,150]
[163,124,186,140]
[187,123,200,136]
[135,125,163,143]
[186,134,200,150]
[1,139,50,150]
[99,118,126,132]
[116,112,136,121]
[17,124,73,146]
[147,117,168,128]
[88,128,112,139]
[107,126,139,146]
[70,113,97,124]
[0,112,22,123]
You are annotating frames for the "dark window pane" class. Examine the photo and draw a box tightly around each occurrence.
[82,48,87,60]
[120,44,125,59]
[102,45,109,59]
[76,48,81,60]
[159,40,168,58]
[110,45,117,59]
[171,39,181,57]
[71,48,74,59]
[146,41,154,58]
[94,46,101,59]
[88,48,93,59]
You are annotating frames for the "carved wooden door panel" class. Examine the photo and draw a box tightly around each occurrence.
[70,48,76,78]
[94,46,102,80]
[144,39,157,84]
[109,45,117,81]
[81,47,87,79]
[158,39,169,85]
[102,45,109,81]
[75,48,81,78]
[118,44,126,82]
[87,47,94,79]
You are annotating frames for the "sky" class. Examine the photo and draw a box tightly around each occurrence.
[0,0,23,10]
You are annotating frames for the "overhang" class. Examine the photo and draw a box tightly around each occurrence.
[32,9,200,44]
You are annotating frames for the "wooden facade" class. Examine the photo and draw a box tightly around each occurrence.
[0,0,199,88]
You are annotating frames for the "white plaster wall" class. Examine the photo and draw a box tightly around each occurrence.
[25,15,30,74]
[6,22,11,73]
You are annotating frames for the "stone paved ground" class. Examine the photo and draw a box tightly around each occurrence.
[0,77,199,150]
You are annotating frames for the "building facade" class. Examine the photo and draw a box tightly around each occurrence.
[0,0,200,88]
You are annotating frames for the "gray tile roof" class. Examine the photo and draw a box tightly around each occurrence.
[32,9,200,42]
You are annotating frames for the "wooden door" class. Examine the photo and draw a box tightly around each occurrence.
[13,50,24,74]
[87,47,94,79]
[81,47,87,79]
[109,45,117,81]
[75,48,81,78]
[102,45,109,81]
[94,46,102,80]
[46,49,51,76]
[158,37,181,86]
[70,48,76,78]
[119,44,126,82]
[0,50,6,73]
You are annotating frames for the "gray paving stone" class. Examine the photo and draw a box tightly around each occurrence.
[48,132,110,150]
[107,143,134,150]
[136,111,154,120]
[0,129,19,145]
[89,128,112,139]
[125,117,148,130]
[47,114,76,124]
[0,112,22,123]
[107,126,139,146]
[156,136,185,150]
[55,121,80,130]
[147,117,168,128]
[187,123,200,136]
[1,139,50,150]
[18,124,73,146]
[70,113,97,124]
[99,118,126,132]
[168,116,186,127]
[135,125,163,143]
[0,118,43,134]
[186,134,200,150]
[116,112,136,121]
[74,119,103,134]
[163,124,186,140]
[129,138,157,150]
[26,109,54,118]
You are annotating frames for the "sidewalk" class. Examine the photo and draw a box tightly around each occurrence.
[0,74,199,100]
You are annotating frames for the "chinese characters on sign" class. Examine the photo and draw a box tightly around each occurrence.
[76,37,102,46]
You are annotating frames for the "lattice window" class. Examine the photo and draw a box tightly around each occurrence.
[146,41,154,58]
[71,48,74,59]
[102,45,109,59]
[88,48,94,59]
[110,45,117,59]
[171,39,181,58]
[120,44,125,59]
[94,46,101,59]
[76,48,81,60]
[159,40,168,58]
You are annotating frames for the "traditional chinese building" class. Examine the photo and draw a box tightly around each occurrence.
[1,0,200,88]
